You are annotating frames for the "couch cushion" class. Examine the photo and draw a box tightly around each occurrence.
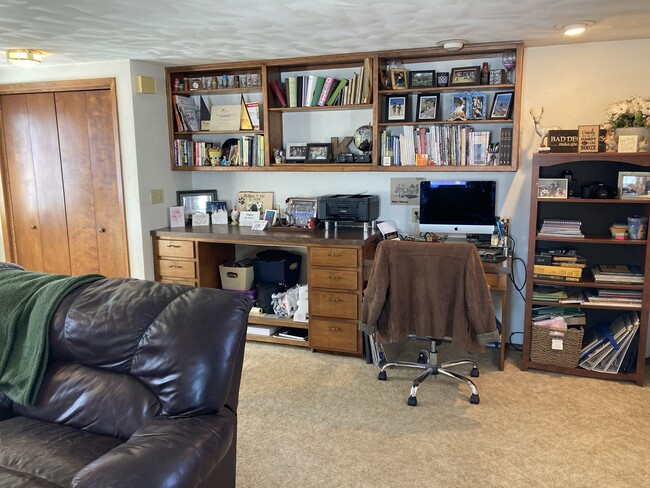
[0,417,122,487]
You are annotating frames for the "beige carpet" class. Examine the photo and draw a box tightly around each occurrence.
[237,341,650,488]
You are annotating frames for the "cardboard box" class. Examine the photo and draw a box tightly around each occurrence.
[219,265,254,291]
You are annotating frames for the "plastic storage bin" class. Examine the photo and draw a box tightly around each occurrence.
[253,250,301,286]
[219,264,255,291]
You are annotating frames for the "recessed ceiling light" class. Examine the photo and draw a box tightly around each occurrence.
[556,21,595,36]
[437,39,468,52]
[6,49,43,66]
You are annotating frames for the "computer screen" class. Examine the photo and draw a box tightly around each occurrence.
[419,180,497,237]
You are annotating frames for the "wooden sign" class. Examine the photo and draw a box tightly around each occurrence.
[618,135,639,153]
[578,125,600,153]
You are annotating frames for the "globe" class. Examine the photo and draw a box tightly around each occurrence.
[353,125,372,154]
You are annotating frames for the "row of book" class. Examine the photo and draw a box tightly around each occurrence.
[532,284,643,307]
[537,219,584,239]
[269,59,373,109]
[173,135,265,167]
[379,126,512,167]
[533,264,644,285]
[578,311,639,374]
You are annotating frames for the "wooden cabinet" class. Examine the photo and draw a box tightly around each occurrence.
[165,42,523,172]
[522,153,649,385]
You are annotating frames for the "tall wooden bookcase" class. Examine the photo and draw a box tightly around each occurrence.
[522,153,650,385]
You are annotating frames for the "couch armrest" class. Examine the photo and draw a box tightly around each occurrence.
[0,392,13,420]
[70,411,236,488]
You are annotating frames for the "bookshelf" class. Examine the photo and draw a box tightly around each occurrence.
[164,41,523,172]
[522,153,650,385]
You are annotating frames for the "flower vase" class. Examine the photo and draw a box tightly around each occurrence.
[614,127,650,152]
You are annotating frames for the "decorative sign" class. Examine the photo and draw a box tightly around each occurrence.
[578,125,600,153]
[191,212,210,226]
[549,129,607,153]
[618,135,640,153]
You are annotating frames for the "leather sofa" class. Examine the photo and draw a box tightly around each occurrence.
[0,277,251,487]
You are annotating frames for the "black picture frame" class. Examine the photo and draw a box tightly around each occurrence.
[489,91,514,119]
[449,66,481,86]
[176,189,218,224]
[386,95,408,122]
[305,143,331,163]
[409,70,436,88]
[416,94,440,122]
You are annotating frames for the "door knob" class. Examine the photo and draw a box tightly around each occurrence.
[30,224,37,229]
[97,227,106,233]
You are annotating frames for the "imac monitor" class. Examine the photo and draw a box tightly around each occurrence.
[419,180,496,238]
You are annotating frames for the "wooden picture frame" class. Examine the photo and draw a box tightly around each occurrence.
[286,142,308,161]
[305,143,331,163]
[449,66,481,86]
[469,92,487,120]
[176,189,218,224]
[390,68,408,89]
[489,91,514,119]
[409,70,436,88]
[537,178,569,199]
[617,171,650,199]
[387,95,408,121]
[416,94,439,121]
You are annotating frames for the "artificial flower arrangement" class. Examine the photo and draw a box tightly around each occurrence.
[604,96,650,130]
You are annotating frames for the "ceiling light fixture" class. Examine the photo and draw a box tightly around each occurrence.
[437,39,468,52]
[557,20,595,36]
[6,49,43,66]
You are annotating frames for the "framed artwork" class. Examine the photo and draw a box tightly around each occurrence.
[409,70,436,88]
[237,191,274,213]
[387,95,407,121]
[469,92,487,120]
[176,189,218,224]
[617,171,650,199]
[449,66,481,86]
[489,91,514,119]
[449,92,471,121]
[537,178,569,199]
[390,68,408,89]
[286,142,308,161]
[286,197,318,227]
[415,94,439,122]
[305,143,331,163]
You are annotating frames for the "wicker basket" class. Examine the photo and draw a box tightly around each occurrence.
[530,324,584,368]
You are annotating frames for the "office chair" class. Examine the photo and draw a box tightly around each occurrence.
[359,240,498,406]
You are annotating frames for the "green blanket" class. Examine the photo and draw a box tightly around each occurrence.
[0,270,103,406]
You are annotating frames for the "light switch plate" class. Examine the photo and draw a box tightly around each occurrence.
[150,188,164,204]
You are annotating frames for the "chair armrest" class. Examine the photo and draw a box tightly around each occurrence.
[71,411,236,488]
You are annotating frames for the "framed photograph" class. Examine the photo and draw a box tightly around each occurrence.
[286,197,318,227]
[263,209,278,226]
[379,68,391,90]
[305,143,331,163]
[489,91,514,119]
[537,178,569,199]
[387,95,407,121]
[409,70,436,88]
[416,94,439,122]
[469,92,487,120]
[449,92,471,121]
[390,68,408,89]
[286,142,308,161]
[449,66,481,86]
[176,189,218,224]
[617,171,650,199]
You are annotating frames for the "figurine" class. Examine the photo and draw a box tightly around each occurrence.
[274,149,285,164]
[293,285,309,323]
[230,207,239,225]
[529,107,560,152]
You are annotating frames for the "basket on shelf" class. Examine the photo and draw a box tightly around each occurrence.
[530,324,584,369]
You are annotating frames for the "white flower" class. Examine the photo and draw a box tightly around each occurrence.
[606,96,650,129]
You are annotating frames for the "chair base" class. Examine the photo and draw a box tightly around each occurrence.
[371,337,480,406]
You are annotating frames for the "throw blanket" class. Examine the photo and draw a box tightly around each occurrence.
[0,270,103,406]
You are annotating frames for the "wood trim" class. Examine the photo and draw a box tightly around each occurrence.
[0,78,116,95]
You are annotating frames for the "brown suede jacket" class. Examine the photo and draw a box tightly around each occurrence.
[359,240,499,353]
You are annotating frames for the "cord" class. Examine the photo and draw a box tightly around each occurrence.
[509,332,524,351]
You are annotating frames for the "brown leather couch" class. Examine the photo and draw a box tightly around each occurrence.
[0,277,251,487]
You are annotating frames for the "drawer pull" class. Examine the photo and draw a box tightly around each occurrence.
[169,265,183,269]
[327,253,342,257]
[327,275,342,280]
[166,244,181,248]
[328,327,342,332]
[328,298,343,302]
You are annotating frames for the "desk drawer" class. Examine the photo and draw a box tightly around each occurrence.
[484,273,499,288]
[310,290,358,320]
[310,247,357,268]
[154,239,195,259]
[310,268,358,291]
[159,278,196,286]
[310,318,359,353]
[157,259,197,279]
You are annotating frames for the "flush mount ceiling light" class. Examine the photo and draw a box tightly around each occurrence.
[437,39,468,52]
[557,20,595,36]
[6,49,43,66]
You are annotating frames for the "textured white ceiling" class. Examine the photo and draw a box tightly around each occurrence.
[1,0,649,68]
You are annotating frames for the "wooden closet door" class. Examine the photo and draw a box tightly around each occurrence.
[0,93,71,274]
[55,90,129,277]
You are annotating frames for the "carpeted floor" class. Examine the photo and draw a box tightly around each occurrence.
[237,341,650,488]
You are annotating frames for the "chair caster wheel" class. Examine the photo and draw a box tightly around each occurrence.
[407,396,417,407]
[470,394,480,405]
[470,367,479,378]
[378,371,387,381]
[417,353,427,364]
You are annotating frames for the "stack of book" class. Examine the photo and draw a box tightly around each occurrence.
[537,219,584,238]
[591,264,644,285]
[531,305,586,328]
[533,263,583,282]
[532,284,567,302]
[578,311,640,373]
[583,288,643,307]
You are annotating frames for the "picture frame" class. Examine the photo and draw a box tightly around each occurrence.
[409,70,436,88]
[305,143,332,163]
[617,171,650,199]
[387,95,408,121]
[176,189,218,224]
[468,92,487,120]
[489,91,514,119]
[286,197,318,227]
[449,66,481,86]
[263,209,278,226]
[415,94,439,122]
[286,142,308,161]
[390,68,408,89]
[537,178,569,199]
[449,92,471,121]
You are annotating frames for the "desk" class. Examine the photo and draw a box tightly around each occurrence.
[481,257,512,371]
[151,225,382,356]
